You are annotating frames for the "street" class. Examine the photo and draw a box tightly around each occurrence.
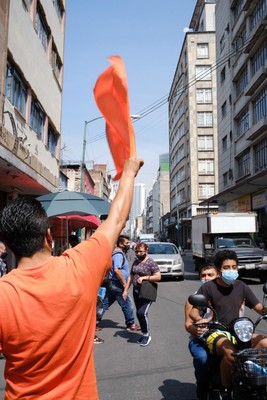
[0,252,265,399]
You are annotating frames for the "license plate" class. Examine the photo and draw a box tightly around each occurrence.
[245,264,255,270]
[160,266,168,272]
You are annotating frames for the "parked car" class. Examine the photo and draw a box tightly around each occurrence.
[147,242,184,280]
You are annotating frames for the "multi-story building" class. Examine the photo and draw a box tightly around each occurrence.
[126,183,146,238]
[145,153,170,239]
[0,0,66,206]
[168,0,218,248]
[213,0,267,245]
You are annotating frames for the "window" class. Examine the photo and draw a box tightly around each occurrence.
[232,0,244,22]
[196,88,212,103]
[251,38,267,76]
[54,0,64,22]
[30,99,44,139]
[35,5,49,50]
[223,172,228,187]
[198,135,214,151]
[222,135,227,151]
[198,159,214,175]
[222,101,227,118]
[250,0,267,31]
[253,87,267,124]
[220,67,226,83]
[237,149,250,178]
[255,137,267,172]
[220,34,225,53]
[197,43,209,58]
[47,124,58,156]
[5,63,27,117]
[196,65,211,81]
[51,45,62,81]
[198,183,215,199]
[236,108,249,138]
[235,66,248,98]
[197,112,213,127]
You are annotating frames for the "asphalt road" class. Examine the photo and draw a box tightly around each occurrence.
[0,252,265,399]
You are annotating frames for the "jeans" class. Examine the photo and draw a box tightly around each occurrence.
[100,280,135,327]
[188,336,210,391]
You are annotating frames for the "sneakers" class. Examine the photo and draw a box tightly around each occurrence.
[126,324,141,331]
[94,335,104,344]
[137,335,151,347]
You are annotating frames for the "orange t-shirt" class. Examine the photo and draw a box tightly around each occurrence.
[0,232,111,399]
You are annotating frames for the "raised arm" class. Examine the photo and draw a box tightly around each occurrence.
[97,158,143,249]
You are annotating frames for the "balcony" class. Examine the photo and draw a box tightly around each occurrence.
[246,116,267,141]
[244,9,267,52]
[244,65,267,96]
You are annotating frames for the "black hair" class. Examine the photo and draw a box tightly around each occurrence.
[69,234,79,247]
[117,235,130,247]
[198,262,217,277]
[0,197,49,260]
[213,250,238,270]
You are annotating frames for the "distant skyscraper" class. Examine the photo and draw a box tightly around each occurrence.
[126,183,146,237]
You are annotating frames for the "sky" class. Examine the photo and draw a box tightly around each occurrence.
[61,0,197,192]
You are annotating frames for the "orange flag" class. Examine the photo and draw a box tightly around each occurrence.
[93,56,136,181]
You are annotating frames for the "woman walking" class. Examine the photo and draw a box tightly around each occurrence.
[129,242,161,346]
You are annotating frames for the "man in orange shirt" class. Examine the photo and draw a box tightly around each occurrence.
[0,158,143,400]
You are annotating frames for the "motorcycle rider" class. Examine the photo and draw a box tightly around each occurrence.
[185,262,218,400]
[190,249,267,400]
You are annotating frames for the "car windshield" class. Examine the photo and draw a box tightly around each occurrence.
[148,244,179,254]
[217,237,255,248]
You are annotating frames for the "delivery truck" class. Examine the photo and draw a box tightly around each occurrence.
[192,212,267,282]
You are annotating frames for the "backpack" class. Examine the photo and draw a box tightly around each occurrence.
[101,250,126,287]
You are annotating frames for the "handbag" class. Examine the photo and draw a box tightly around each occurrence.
[139,280,158,302]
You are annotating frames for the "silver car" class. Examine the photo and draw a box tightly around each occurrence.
[147,242,184,280]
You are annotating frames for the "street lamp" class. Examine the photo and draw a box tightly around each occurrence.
[80,114,140,192]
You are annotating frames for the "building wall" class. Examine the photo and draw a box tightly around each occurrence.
[215,0,267,245]
[168,0,217,248]
[0,0,66,196]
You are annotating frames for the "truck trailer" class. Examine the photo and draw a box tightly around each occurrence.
[192,212,267,282]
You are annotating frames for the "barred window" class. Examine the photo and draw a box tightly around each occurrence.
[253,87,267,124]
[236,108,249,138]
[47,124,58,156]
[198,135,214,151]
[198,183,215,199]
[255,137,267,172]
[5,63,27,117]
[196,65,212,81]
[35,5,49,51]
[30,99,44,139]
[237,149,250,179]
[196,88,212,103]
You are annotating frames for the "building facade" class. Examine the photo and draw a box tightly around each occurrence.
[213,0,267,246]
[0,0,66,206]
[168,0,218,248]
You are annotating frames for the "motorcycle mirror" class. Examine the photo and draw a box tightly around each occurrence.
[263,283,267,295]
[188,294,209,307]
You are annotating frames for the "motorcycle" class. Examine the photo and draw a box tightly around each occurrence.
[188,282,267,400]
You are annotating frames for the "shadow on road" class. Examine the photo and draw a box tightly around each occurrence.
[158,378,196,400]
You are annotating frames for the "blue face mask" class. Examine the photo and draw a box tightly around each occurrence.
[200,280,207,286]
[221,270,239,285]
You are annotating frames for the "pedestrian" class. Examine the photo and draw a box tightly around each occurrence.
[184,262,218,400]
[0,241,7,276]
[129,241,161,346]
[0,158,143,399]
[98,234,140,331]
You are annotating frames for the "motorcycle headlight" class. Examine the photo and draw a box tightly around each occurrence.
[233,319,254,342]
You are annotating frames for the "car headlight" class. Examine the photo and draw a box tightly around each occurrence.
[263,256,267,263]
[233,318,254,342]
[173,259,181,266]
